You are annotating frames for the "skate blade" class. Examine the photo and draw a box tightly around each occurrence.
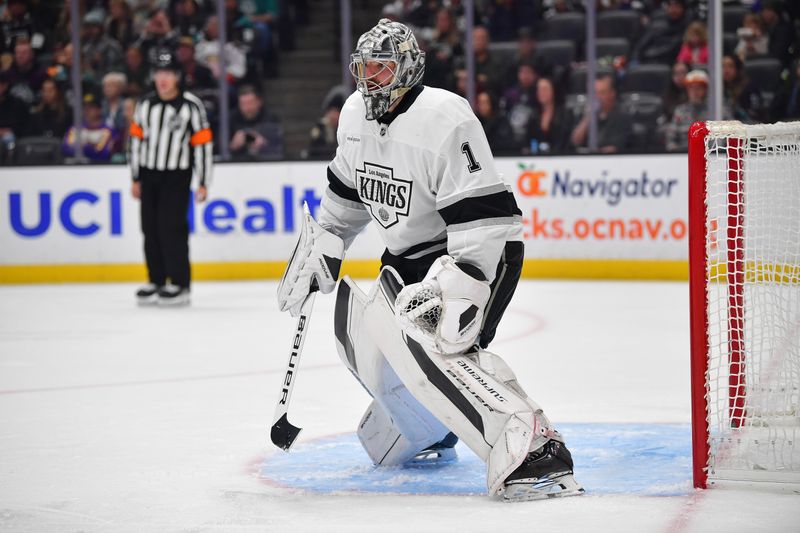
[137,295,159,306]
[502,472,585,502]
[408,447,458,465]
[157,295,190,307]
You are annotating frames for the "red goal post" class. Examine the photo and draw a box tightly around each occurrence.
[689,120,800,490]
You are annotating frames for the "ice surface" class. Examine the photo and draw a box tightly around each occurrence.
[1,280,798,532]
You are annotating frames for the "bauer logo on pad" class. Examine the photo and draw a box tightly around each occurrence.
[356,162,412,229]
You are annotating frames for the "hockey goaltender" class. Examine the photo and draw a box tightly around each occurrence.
[276,18,584,502]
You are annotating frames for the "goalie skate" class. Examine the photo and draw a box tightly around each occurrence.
[501,441,585,502]
[409,432,458,464]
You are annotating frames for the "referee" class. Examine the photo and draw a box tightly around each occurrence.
[129,50,213,306]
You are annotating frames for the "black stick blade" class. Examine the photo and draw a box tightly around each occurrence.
[271,413,302,451]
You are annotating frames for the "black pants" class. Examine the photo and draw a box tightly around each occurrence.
[139,168,192,288]
[381,241,524,349]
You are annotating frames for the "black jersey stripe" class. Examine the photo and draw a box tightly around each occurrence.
[398,237,447,259]
[327,166,362,203]
[437,191,520,226]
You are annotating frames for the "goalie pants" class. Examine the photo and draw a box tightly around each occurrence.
[139,168,193,288]
[380,240,524,348]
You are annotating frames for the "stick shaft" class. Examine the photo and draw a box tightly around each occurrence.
[270,292,315,450]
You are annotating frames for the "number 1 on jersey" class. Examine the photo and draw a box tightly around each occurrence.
[461,142,481,173]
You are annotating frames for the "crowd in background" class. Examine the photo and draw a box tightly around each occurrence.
[1,0,799,163]
[0,0,295,163]
[347,0,798,156]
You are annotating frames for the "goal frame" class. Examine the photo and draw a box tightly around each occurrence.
[688,120,800,490]
[688,121,712,489]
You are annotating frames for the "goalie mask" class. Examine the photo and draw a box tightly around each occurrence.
[349,19,425,121]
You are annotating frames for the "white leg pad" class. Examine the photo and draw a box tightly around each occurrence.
[335,273,451,466]
[359,269,562,496]
[357,398,450,466]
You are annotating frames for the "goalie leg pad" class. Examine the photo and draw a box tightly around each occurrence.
[335,272,452,466]
[361,274,564,495]
[357,398,452,466]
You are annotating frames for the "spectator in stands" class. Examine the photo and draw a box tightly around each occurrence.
[229,85,283,160]
[0,0,46,56]
[676,21,708,68]
[196,16,248,83]
[632,0,690,65]
[135,9,179,69]
[486,0,518,42]
[723,53,763,123]
[82,10,125,84]
[528,76,571,154]
[0,70,29,151]
[512,27,537,67]
[106,0,135,50]
[307,94,343,160]
[29,78,72,138]
[405,0,440,29]
[128,0,154,33]
[380,2,402,23]
[666,69,714,152]
[175,37,215,92]
[662,60,689,121]
[770,59,800,121]
[545,0,584,17]
[53,0,72,46]
[760,1,795,68]
[112,95,137,163]
[238,0,279,69]
[734,14,769,62]
[46,42,72,86]
[570,74,630,153]
[117,95,137,158]
[473,26,507,95]
[102,72,127,135]
[424,8,463,90]
[501,62,540,148]
[62,92,120,162]
[5,39,46,106]
[172,0,207,38]
[124,46,149,98]
[475,90,516,154]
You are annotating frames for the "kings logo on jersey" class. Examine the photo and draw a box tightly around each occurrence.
[355,162,412,229]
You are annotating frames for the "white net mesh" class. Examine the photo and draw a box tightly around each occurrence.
[703,121,800,484]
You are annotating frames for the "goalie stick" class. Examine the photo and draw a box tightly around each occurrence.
[270,290,316,451]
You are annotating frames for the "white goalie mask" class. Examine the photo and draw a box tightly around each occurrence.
[349,19,425,121]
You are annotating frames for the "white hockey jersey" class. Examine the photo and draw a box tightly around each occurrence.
[318,86,523,283]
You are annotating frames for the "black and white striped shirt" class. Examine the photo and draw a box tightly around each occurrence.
[129,91,213,186]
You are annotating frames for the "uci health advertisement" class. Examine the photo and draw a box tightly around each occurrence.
[0,155,688,282]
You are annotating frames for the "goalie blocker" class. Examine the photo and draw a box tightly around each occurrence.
[277,203,345,317]
[334,265,583,501]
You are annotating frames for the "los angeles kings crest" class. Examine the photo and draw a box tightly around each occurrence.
[355,162,412,229]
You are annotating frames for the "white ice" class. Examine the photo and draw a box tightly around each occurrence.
[0,280,798,532]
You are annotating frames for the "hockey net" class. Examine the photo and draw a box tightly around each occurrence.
[689,121,800,489]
